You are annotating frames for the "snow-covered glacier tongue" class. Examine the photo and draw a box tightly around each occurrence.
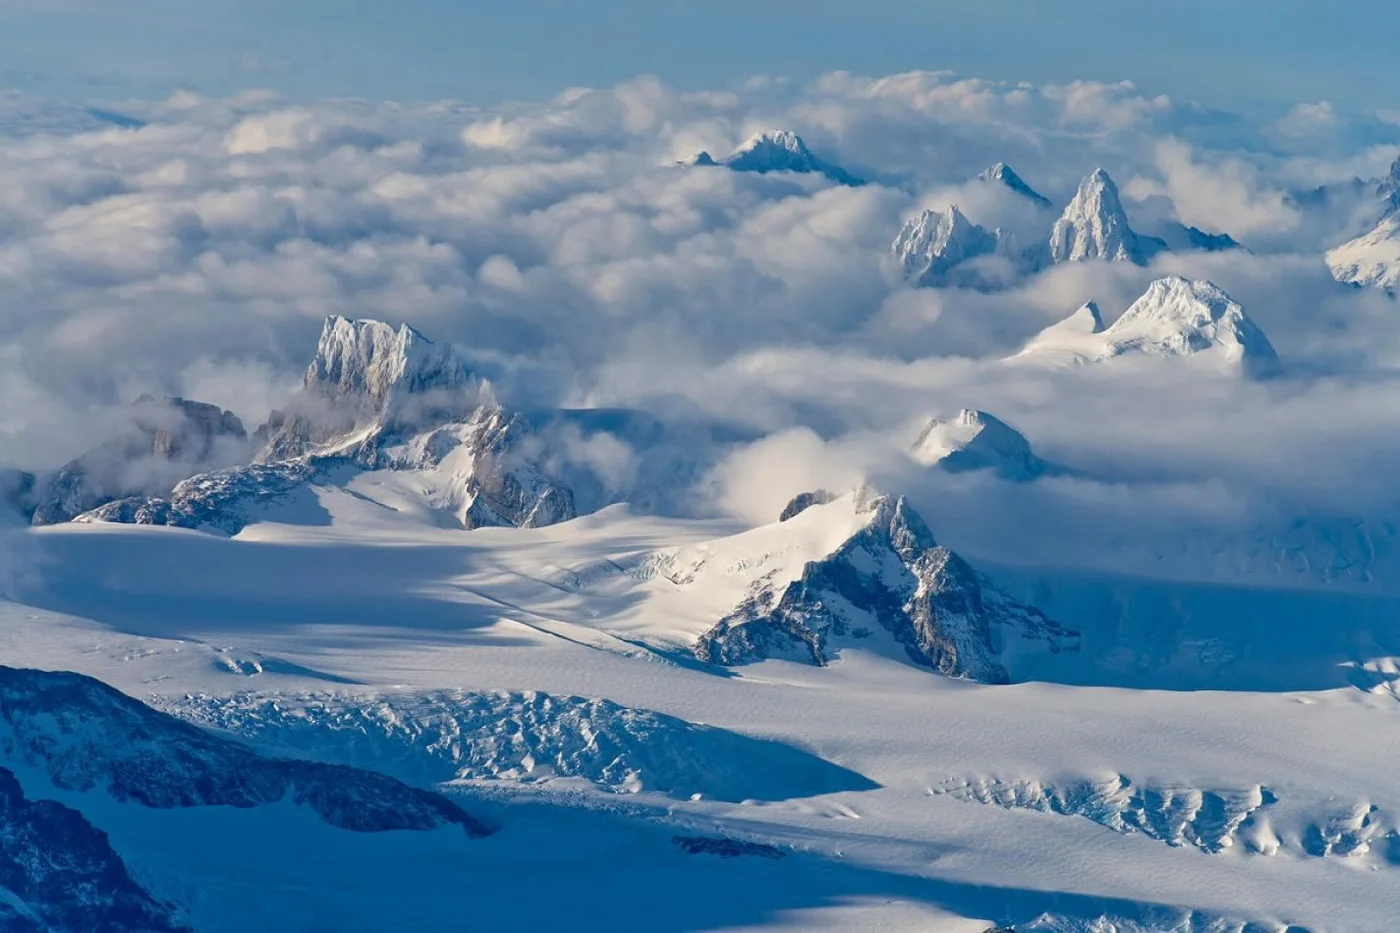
[684,490,1078,681]
[74,315,577,534]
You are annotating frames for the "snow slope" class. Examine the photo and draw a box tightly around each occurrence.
[1326,214,1400,291]
[4,478,1400,930]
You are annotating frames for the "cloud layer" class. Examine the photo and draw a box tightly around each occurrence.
[2,70,1400,578]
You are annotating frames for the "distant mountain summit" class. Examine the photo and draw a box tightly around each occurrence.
[689,130,863,186]
[979,162,1051,207]
[77,316,576,534]
[911,409,1052,482]
[1017,277,1280,376]
[1048,169,1165,265]
[891,205,1002,287]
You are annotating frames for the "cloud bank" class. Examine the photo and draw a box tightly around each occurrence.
[2,70,1399,580]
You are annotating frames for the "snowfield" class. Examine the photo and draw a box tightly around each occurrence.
[3,483,1400,931]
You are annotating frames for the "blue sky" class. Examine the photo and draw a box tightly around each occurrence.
[2,0,1397,114]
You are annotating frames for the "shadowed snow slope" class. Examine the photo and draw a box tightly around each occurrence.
[0,665,491,836]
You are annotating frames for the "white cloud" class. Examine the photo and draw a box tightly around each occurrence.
[1,68,1399,562]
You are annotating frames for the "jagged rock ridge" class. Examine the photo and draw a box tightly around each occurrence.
[980,162,1051,207]
[912,409,1053,481]
[1048,169,1165,265]
[891,206,1003,287]
[693,492,1078,682]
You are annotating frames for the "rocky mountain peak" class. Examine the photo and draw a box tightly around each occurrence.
[979,162,1051,207]
[892,205,1000,286]
[693,490,1078,682]
[1048,168,1161,265]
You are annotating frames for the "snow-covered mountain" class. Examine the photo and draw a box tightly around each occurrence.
[890,205,1002,287]
[29,396,249,526]
[1017,277,1280,376]
[0,663,492,932]
[1327,214,1400,292]
[1048,169,1166,265]
[911,409,1053,481]
[979,162,1051,207]
[681,490,1078,681]
[76,317,576,534]
[689,130,863,186]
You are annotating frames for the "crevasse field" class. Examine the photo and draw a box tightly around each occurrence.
[3,66,1400,933]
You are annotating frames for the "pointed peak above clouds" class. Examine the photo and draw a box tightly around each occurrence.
[979,162,1051,207]
[1048,168,1164,265]
[690,130,864,186]
[1017,278,1280,377]
[892,205,1000,286]
[1108,276,1279,372]
[912,409,1052,482]
[307,315,475,406]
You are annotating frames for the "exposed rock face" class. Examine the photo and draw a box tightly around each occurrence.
[1048,169,1164,265]
[79,316,576,534]
[29,396,248,525]
[779,489,836,522]
[0,765,188,933]
[0,665,492,838]
[979,162,1051,207]
[692,130,863,186]
[912,409,1051,481]
[1378,153,1400,216]
[694,494,1078,682]
[891,206,1002,287]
